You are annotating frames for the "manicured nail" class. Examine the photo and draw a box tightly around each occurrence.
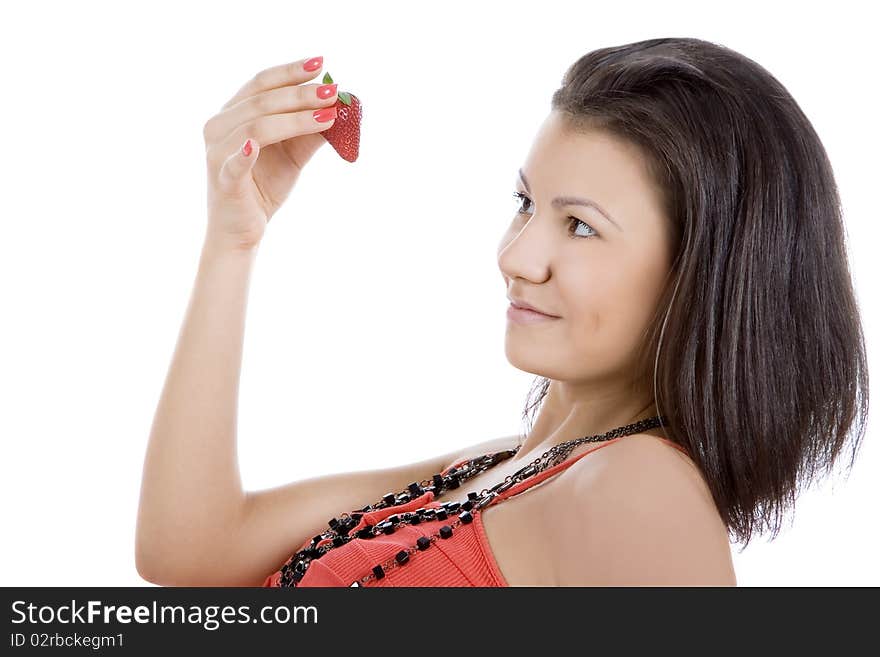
[313,106,337,123]
[303,56,323,72]
[317,83,338,99]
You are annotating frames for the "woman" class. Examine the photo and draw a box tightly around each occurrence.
[135,38,868,587]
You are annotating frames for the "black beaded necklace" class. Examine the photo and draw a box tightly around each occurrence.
[276,416,667,587]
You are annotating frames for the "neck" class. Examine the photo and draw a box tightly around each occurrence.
[513,378,666,462]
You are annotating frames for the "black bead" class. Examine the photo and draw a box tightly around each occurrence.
[459,510,473,524]
[435,508,448,520]
[439,525,453,539]
[312,534,323,544]
[432,474,444,489]
[448,466,458,475]
[399,493,411,504]
[356,527,374,539]
[380,522,396,535]
[490,480,511,493]
[351,512,363,523]
[332,536,345,547]
[382,493,395,505]
[416,536,431,550]
[292,570,304,583]
[461,500,474,512]
[328,517,340,529]
[395,550,410,564]
[443,501,460,512]
[388,514,400,524]
[467,491,479,500]
[361,504,372,512]
[408,482,423,495]
[447,475,460,489]
[372,565,385,579]
[410,515,421,525]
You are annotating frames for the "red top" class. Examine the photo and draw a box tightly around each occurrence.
[262,435,690,587]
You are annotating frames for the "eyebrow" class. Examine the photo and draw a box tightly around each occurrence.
[517,168,622,232]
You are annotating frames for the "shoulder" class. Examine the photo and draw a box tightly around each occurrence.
[549,433,737,586]
[441,434,521,471]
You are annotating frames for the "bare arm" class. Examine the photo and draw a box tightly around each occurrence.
[135,55,512,586]
[135,239,258,584]
[135,236,510,586]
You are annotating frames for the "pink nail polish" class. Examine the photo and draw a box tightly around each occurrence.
[303,56,323,72]
[313,106,337,123]
[317,83,338,99]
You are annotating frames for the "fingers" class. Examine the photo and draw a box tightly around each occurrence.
[221,56,325,111]
[211,105,337,166]
[217,138,260,195]
[205,80,339,146]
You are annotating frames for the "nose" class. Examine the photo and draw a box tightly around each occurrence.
[497,218,553,286]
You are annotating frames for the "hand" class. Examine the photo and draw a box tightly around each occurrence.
[202,55,339,250]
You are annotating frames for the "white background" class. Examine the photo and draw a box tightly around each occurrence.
[1,0,876,586]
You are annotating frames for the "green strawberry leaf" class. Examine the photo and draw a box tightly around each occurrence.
[338,91,352,106]
[322,72,334,84]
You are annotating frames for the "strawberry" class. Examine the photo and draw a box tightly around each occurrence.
[319,72,362,162]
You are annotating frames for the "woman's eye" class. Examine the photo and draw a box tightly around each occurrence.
[511,191,533,215]
[510,191,597,239]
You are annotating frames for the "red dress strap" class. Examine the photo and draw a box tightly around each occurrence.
[487,435,690,505]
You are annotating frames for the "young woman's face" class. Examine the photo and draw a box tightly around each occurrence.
[497,111,674,385]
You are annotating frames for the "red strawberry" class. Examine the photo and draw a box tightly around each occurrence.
[319,72,362,162]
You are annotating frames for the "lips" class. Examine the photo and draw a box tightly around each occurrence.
[507,297,559,318]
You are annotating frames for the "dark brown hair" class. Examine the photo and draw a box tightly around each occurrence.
[521,37,869,550]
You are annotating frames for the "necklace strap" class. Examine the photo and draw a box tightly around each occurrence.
[276,415,667,587]
[470,415,667,499]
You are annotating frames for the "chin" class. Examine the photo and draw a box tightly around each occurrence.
[504,344,555,378]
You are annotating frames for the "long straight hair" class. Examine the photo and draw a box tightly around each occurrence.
[521,37,869,550]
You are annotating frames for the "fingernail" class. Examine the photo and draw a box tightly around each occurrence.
[317,83,338,99]
[313,106,337,123]
[303,56,323,72]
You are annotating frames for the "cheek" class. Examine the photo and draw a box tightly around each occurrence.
[563,266,619,319]
[566,298,603,341]
[563,269,650,344]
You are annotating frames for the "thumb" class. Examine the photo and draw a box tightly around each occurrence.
[218,138,259,191]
